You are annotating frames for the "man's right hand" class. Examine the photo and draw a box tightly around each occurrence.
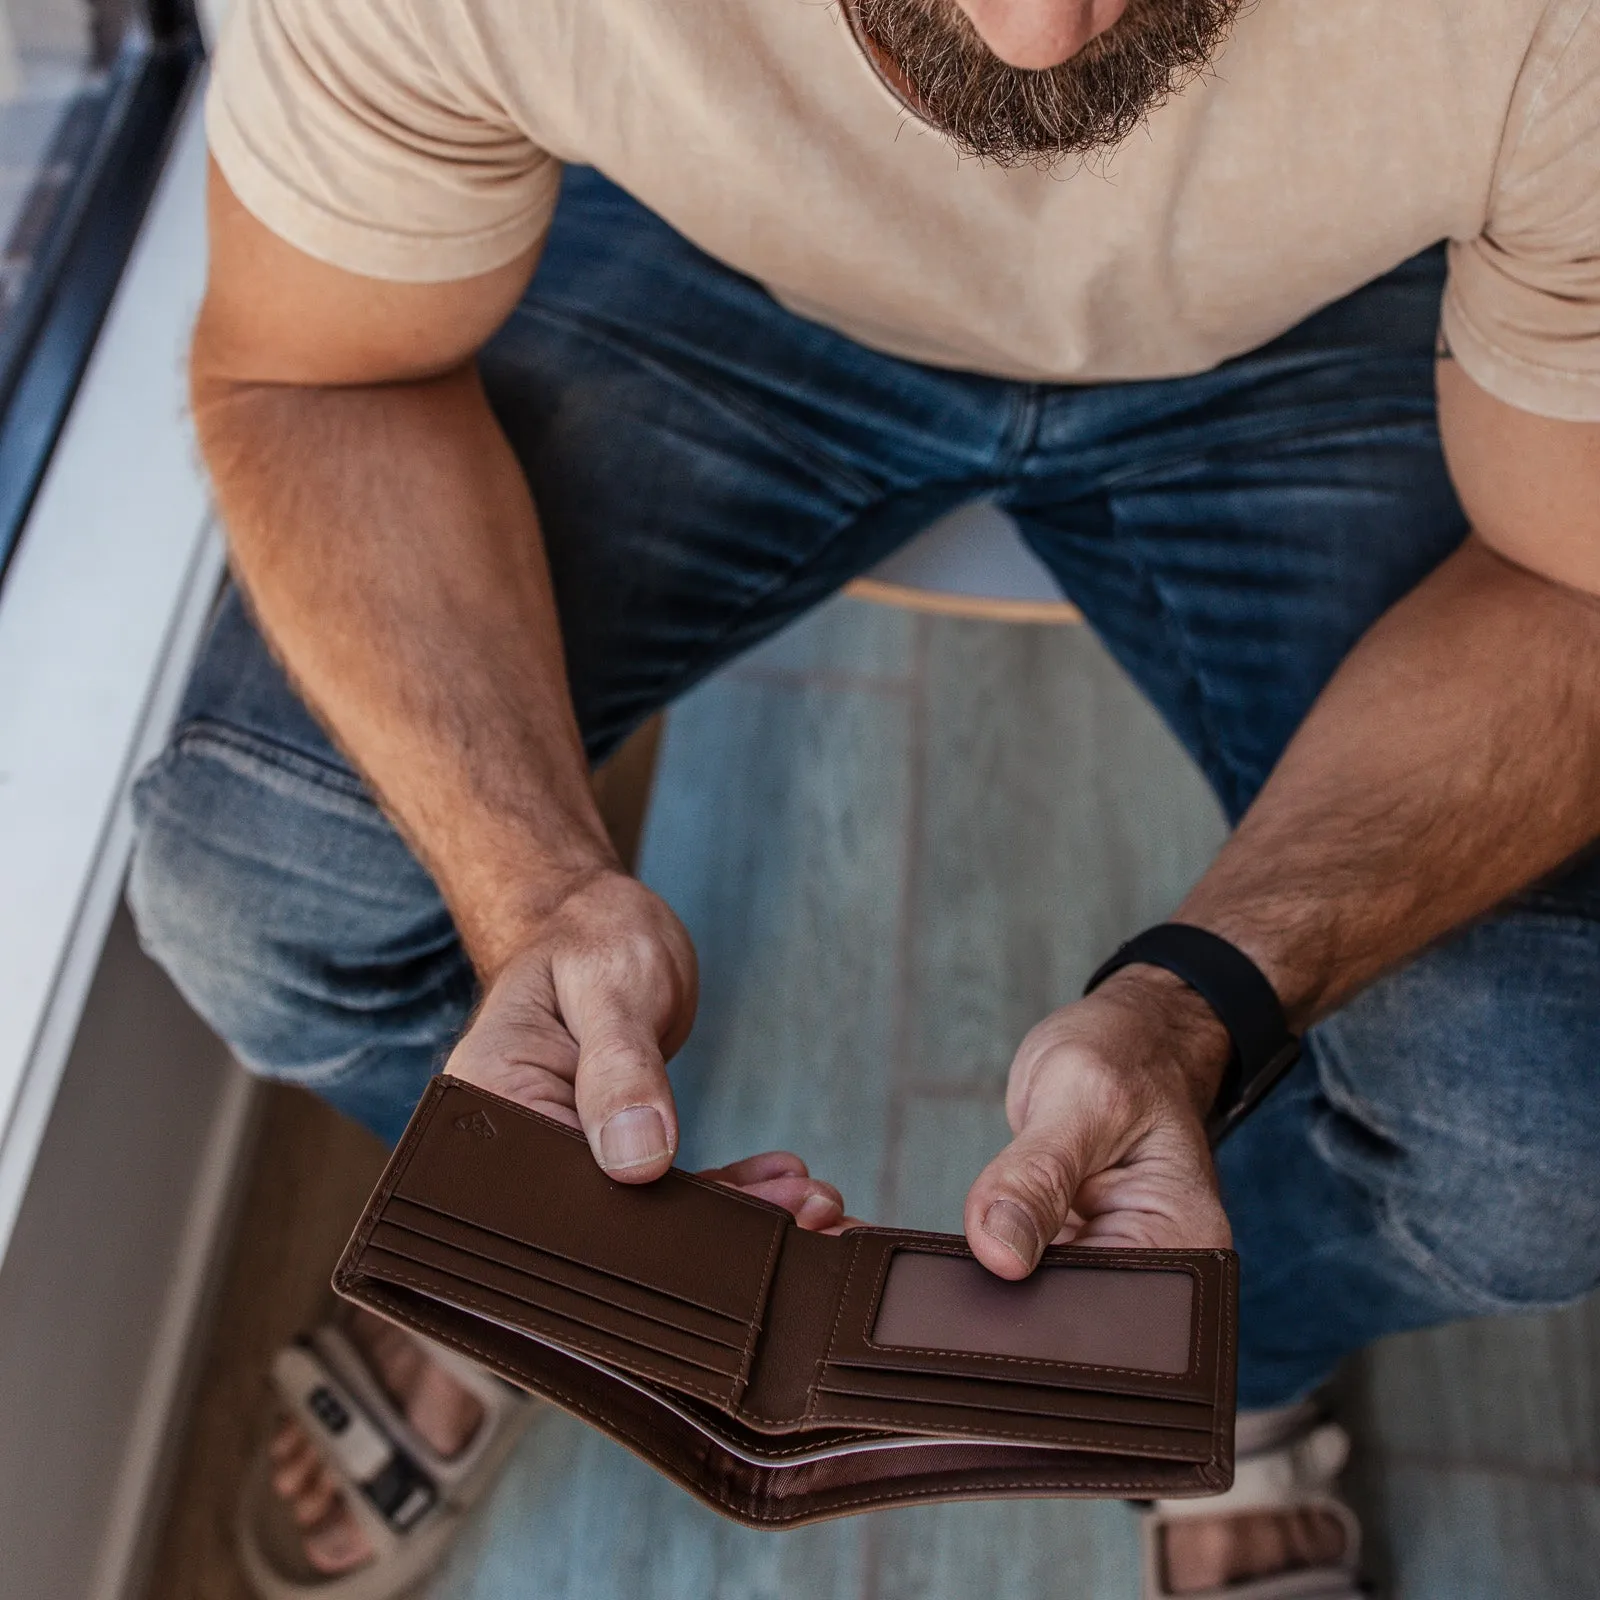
[445,867,695,1178]
[441,868,849,1222]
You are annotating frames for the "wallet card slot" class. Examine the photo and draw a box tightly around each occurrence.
[391,1083,786,1326]
[821,1347,1210,1401]
[813,1367,1214,1443]
[377,1201,749,1351]
[807,1388,1217,1460]
[362,1239,746,1385]
[358,1247,744,1405]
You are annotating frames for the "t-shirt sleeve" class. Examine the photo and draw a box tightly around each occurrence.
[205,0,558,281]
[1441,0,1600,422]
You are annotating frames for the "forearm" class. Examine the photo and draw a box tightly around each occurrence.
[193,362,616,975]
[1175,536,1600,1037]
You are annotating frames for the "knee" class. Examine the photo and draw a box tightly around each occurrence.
[1310,920,1600,1313]
[127,731,272,1025]
[127,723,468,1090]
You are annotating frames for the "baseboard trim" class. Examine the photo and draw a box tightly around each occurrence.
[87,1058,262,1600]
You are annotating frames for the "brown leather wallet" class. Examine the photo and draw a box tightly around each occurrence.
[334,1078,1237,1527]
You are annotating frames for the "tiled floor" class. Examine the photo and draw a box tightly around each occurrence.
[424,594,1600,1600]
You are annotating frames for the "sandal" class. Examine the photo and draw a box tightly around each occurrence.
[236,1316,541,1599]
[1139,1405,1367,1599]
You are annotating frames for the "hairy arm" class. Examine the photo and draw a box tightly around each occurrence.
[1177,369,1600,1030]
[964,356,1600,1276]
[192,166,848,1222]
[192,160,612,975]
[1178,362,1600,1023]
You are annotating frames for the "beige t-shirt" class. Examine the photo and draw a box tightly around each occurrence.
[208,0,1600,420]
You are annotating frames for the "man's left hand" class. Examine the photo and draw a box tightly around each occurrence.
[963,969,1234,1277]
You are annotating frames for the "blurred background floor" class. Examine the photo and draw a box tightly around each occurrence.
[146,595,1600,1600]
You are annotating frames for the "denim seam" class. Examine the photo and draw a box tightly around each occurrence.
[1307,1033,1595,1319]
[1077,404,1441,497]
[1100,512,1245,813]
[504,300,887,504]
[163,719,377,807]
[216,950,474,1082]
[1373,1200,1588,1321]
[1307,1029,1404,1149]
[994,383,1045,476]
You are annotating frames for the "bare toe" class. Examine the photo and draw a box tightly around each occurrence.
[344,1308,486,1459]
[269,1432,323,1504]
[300,1498,375,1576]
[267,1416,374,1576]
[288,1460,344,1531]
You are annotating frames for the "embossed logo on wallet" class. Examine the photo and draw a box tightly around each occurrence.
[454,1110,498,1139]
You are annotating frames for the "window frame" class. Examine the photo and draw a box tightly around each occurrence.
[0,0,204,580]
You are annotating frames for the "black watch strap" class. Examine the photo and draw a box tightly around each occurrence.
[1083,922,1301,1145]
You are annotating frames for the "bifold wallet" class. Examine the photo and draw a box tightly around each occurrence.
[334,1077,1237,1527]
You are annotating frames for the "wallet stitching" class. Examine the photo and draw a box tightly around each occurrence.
[732,1209,787,1404]
[1208,1259,1235,1473]
[807,1233,867,1422]
[383,1194,754,1330]
[370,1264,742,1406]
[369,1080,786,1330]
[336,1079,448,1289]
[843,1237,1209,1382]
[372,1216,751,1354]
[355,1283,887,1461]
[810,1377,1215,1432]
[364,1240,747,1376]
[350,1284,1208,1515]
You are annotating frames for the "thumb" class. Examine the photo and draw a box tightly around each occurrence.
[566,985,681,1183]
[963,1119,1093,1280]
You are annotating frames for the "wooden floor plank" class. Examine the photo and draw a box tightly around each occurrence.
[1347,1463,1600,1600]
[906,616,1225,1090]
[1340,1293,1600,1477]
[881,1093,1010,1235]
[871,1495,1142,1600]
[636,669,912,1210]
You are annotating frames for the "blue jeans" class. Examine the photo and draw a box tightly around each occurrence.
[128,171,1600,1410]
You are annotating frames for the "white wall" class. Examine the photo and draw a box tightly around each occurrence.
[0,907,255,1600]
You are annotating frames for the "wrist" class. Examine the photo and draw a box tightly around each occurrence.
[450,842,625,980]
[1089,965,1235,1115]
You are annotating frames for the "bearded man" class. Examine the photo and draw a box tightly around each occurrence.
[129,0,1600,1593]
